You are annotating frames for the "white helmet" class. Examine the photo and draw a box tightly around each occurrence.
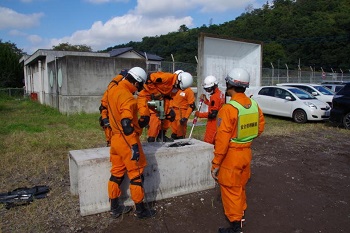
[128,67,147,84]
[177,71,193,90]
[203,75,218,88]
[174,70,184,75]
[225,68,250,88]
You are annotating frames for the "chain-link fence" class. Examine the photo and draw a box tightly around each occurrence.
[160,61,350,87]
[0,88,25,98]
[161,61,198,87]
[262,68,350,86]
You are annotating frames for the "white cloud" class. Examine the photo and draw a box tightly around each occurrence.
[0,7,44,29]
[27,34,43,44]
[9,29,27,36]
[134,0,194,16]
[192,0,257,12]
[135,0,258,15]
[50,14,193,51]
[85,0,128,3]
[19,0,266,53]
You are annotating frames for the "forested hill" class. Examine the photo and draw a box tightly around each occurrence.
[102,0,350,72]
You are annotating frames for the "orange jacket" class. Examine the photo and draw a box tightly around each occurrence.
[197,87,225,119]
[101,74,124,119]
[170,88,196,119]
[137,72,178,117]
[213,93,265,167]
[107,79,141,146]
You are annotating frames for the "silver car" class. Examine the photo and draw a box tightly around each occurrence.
[251,86,331,123]
[276,83,334,107]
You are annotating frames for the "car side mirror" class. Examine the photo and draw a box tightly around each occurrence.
[311,91,318,96]
[285,96,292,101]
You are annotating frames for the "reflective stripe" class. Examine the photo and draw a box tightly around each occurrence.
[229,99,259,143]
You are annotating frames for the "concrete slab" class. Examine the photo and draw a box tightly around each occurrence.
[69,138,215,216]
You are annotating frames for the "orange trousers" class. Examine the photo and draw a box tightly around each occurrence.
[217,147,252,222]
[147,112,171,137]
[170,108,187,137]
[204,119,217,144]
[108,134,147,204]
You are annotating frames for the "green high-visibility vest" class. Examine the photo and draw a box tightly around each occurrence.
[228,99,259,143]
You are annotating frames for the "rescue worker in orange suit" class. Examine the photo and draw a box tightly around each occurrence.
[170,87,196,139]
[137,70,193,142]
[99,69,128,146]
[106,67,156,219]
[194,75,225,144]
[212,68,265,233]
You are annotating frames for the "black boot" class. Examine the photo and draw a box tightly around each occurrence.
[218,221,242,233]
[134,202,157,219]
[171,133,185,140]
[156,130,174,142]
[147,137,155,142]
[110,198,132,218]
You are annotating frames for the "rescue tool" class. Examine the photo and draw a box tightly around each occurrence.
[188,98,204,139]
[0,185,50,209]
[147,99,165,119]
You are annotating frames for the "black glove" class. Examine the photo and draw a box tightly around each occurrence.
[102,118,110,127]
[138,115,150,128]
[166,109,176,122]
[131,144,140,161]
[208,110,218,119]
[180,117,188,125]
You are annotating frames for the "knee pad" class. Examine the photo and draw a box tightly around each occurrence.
[130,174,144,187]
[109,175,124,186]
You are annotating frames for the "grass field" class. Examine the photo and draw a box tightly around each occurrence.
[0,95,348,232]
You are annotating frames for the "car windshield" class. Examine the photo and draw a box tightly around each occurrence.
[337,84,350,95]
[313,85,334,95]
[289,88,316,99]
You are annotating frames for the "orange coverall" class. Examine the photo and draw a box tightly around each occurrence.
[107,79,147,204]
[170,88,196,138]
[100,74,124,146]
[196,87,225,144]
[137,72,178,138]
[213,92,265,222]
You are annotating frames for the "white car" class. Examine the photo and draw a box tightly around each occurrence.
[251,86,331,123]
[276,83,334,106]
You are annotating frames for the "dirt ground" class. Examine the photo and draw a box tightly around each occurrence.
[1,124,349,233]
[103,127,350,233]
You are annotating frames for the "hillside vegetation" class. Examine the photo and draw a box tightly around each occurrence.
[103,0,350,72]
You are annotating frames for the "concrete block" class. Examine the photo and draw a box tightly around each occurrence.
[69,138,215,216]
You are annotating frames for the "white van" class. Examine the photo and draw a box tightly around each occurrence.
[276,83,334,106]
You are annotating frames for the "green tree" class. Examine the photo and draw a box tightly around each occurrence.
[178,24,189,32]
[0,40,24,87]
[52,42,92,52]
[103,0,350,71]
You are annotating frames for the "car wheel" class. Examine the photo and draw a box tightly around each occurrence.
[293,109,307,123]
[342,112,350,129]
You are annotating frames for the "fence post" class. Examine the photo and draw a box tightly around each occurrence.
[270,62,274,85]
[285,64,289,83]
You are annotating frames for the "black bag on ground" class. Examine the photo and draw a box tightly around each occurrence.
[0,185,50,209]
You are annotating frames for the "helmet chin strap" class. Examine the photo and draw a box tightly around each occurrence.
[176,79,182,90]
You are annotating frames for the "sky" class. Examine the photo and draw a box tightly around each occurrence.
[0,0,267,54]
